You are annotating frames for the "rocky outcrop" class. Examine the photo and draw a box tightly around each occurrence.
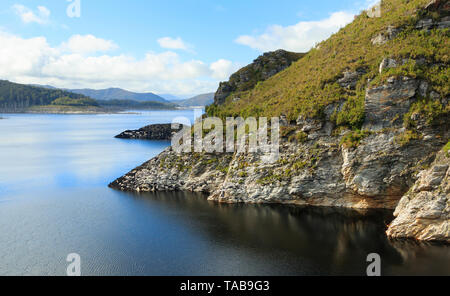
[214,50,305,105]
[109,0,450,243]
[416,16,450,30]
[424,0,450,14]
[371,26,402,45]
[366,3,381,18]
[370,0,450,46]
[363,77,419,131]
[416,0,450,30]
[115,123,185,140]
[387,149,449,242]
[110,76,449,213]
[338,68,367,89]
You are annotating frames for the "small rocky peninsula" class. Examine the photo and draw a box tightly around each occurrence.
[110,0,449,243]
[115,123,184,140]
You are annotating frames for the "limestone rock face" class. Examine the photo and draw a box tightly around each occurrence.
[387,150,450,242]
[363,77,419,131]
[417,0,450,30]
[338,69,367,89]
[110,81,449,211]
[371,26,402,45]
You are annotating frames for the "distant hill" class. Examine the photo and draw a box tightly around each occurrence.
[0,80,92,110]
[97,99,177,110]
[0,80,178,112]
[177,93,215,107]
[158,94,184,101]
[69,88,168,103]
[29,84,57,89]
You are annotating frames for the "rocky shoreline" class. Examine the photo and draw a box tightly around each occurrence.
[387,149,449,242]
[115,123,185,140]
[109,1,450,242]
[109,73,449,242]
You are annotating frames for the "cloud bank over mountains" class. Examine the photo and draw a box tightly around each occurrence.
[5,3,373,95]
[0,30,240,95]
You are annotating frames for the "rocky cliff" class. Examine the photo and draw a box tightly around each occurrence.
[110,0,449,242]
[387,147,449,242]
[110,74,449,212]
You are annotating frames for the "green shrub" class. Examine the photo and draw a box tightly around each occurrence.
[395,130,422,146]
[334,93,365,129]
[443,141,450,157]
[205,0,448,124]
[281,126,297,138]
[404,97,448,128]
[340,130,371,149]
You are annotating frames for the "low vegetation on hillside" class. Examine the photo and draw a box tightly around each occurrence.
[51,97,99,107]
[207,0,449,132]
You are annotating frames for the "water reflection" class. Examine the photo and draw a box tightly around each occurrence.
[127,191,450,276]
[0,112,448,276]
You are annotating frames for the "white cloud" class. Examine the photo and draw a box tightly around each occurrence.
[210,59,241,80]
[0,31,237,95]
[157,37,190,51]
[235,11,355,52]
[61,34,118,54]
[13,4,50,24]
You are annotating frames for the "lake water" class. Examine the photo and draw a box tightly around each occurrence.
[0,111,449,276]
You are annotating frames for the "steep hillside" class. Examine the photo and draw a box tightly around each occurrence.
[207,0,449,124]
[177,93,215,107]
[69,88,168,103]
[0,80,92,110]
[111,0,450,242]
[213,50,305,106]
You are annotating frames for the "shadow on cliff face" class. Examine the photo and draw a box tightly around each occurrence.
[122,191,450,275]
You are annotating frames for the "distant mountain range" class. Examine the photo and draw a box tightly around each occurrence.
[158,94,184,101]
[30,84,168,103]
[0,81,179,111]
[30,84,215,107]
[68,88,168,103]
[177,93,215,107]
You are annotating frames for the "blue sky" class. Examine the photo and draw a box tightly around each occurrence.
[0,0,377,96]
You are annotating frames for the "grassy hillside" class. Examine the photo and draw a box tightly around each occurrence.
[207,0,449,129]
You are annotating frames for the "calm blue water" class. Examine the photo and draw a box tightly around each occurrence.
[0,111,449,276]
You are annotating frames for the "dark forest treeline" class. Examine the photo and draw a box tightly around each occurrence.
[97,99,177,110]
[0,80,89,110]
[0,80,178,111]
